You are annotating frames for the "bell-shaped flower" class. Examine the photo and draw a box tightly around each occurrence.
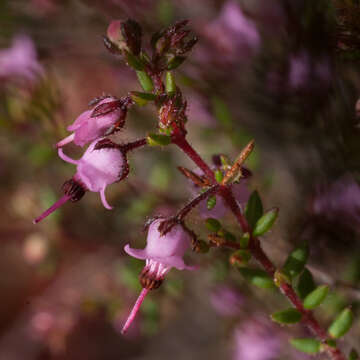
[56,97,125,148]
[121,218,194,334]
[33,138,127,224]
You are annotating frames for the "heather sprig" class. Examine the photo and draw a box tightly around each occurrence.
[33,18,357,360]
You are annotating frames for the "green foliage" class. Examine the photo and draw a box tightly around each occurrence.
[207,195,217,210]
[349,349,359,360]
[165,71,176,94]
[125,51,145,70]
[136,70,154,92]
[230,250,251,267]
[214,169,224,182]
[271,308,302,324]
[290,338,321,354]
[147,133,171,146]
[212,97,232,128]
[328,308,354,339]
[238,268,275,289]
[244,190,263,229]
[283,243,309,279]
[303,285,329,309]
[239,232,250,248]
[296,268,316,299]
[252,207,278,237]
[167,56,186,70]
[205,218,221,232]
[131,91,157,106]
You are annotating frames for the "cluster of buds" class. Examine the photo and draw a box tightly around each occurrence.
[151,20,198,71]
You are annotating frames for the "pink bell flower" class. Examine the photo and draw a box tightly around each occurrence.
[56,97,125,148]
[33,139,127,224]
[121,218,194,334]
[0,35,44,83]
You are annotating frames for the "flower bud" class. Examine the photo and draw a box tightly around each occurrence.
[106,19,142,55]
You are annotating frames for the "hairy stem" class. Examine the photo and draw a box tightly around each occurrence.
[171,134,216,184]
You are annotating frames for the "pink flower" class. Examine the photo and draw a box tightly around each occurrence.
[210,285,244,316]
[33,139,127,224]
[202,0,260,63]
[121,218,194,334]
[0,35,43,83]
[312,174,360,231]
[289,51,331,90]
[233,317,280,360]
[56,97,125,148]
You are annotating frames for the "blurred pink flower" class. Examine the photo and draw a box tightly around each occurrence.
[33,138,127,223]
[233,317,280,360]
[289,52,331,90]
[0,35,43,83]
[202,0,260,63]
[312,174,360,231]
[210,285,244,316]
[122,218,194,334]
[186,93,216,127]
[56,97,124,148]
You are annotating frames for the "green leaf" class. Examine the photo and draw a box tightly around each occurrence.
[303,285,329,309]
[290,338,321,354]
[283,243,309,279]
[244,190,263,229]
[214,169,223,183]
[212,97,232,128]
[297,268,316,299]
[136,70,154,92]
[253,208,278,237]
[130,91,156,106]
[165,71,176,94]
[207,195,216,210]
[271,308,302,324]
[146,133,171,146]
[167,56,186,70]
[328,308,353,339]
[205,218,221,232]
[238,268,275,289]
[239,232,250,248]
[349,349,359,360]
[125,51,144,70]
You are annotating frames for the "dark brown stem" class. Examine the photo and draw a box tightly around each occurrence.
[171,134,346,360]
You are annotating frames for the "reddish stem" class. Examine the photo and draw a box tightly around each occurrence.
[171,135,217,185]
[122,138,147,153]
[172,134,346,360]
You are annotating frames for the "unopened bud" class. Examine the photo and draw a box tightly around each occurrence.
[229,250,251,267]
[106,19,142,56]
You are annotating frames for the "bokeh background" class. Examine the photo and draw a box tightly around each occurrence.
[0,0,359,359]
